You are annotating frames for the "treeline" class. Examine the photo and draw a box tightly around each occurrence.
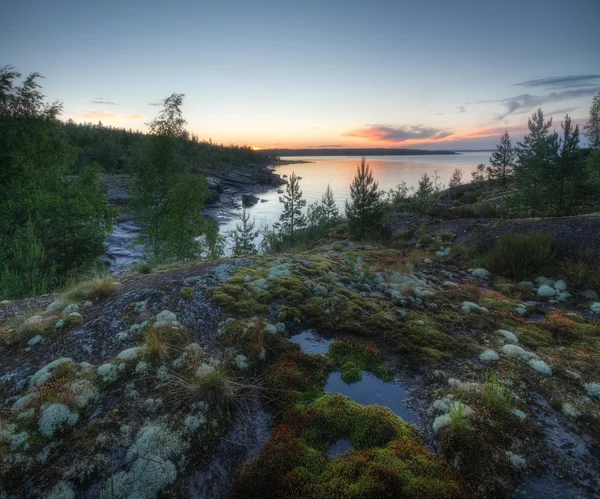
[0,66,260,299]
[258,148,457,157]
[63,121,263,174]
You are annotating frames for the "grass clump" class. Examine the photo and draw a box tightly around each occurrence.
[145,325,188,359]
[62,275,120,302]
[484,233,554,280]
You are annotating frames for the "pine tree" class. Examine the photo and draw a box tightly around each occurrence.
[345,157,383,240]
[230,208,259,255]
[514,109,559,217]
[584,91,600,149]
[276,171,306,243]
[131,93,209,261]
[550,115,586,216]
[488,131,517,187]
[320,184,340,226]
[448,168,463,188]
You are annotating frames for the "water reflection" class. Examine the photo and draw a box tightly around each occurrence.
[325,371,417,424]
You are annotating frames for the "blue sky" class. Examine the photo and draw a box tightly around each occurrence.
[2,0,599,149]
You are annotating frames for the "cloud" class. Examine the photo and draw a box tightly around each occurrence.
[343,124,452,143]
[468,75,600,121]
[458,106,466,114]
[147,99,163,106]
[307,144,344,148]
[516,75,600,90]
[90,97,117,106]
[489,88,599,120]
[71,109,145,121]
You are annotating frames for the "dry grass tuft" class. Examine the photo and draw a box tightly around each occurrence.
[62,276,120,302]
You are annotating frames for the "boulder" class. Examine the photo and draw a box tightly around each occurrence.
[242,194,260,207]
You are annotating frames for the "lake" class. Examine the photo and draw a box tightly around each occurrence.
[219,151,491,238]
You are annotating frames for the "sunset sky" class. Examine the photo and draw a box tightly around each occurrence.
[2,0,599,150]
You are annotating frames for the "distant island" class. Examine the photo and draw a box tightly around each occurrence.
[258,148,459,157]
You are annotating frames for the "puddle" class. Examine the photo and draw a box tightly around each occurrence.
[290,330,334,354]
[327,439,354,457]
[325,371,417,424]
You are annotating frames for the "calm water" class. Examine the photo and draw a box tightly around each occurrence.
[220,152,490,238]
[325,371,418,424]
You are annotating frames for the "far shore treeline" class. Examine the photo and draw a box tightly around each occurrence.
[258,148,458,157]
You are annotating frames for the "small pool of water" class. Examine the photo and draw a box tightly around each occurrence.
[290,330,334,354]
[327,439,354,457]
[325,371,417,424]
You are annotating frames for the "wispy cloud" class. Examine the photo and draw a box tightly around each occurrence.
[90,97,117,106]
[516,75,600,90]
[458,106,466,114]
[147,99,163,106]
[307,144,344,148]
[343,124,452,143]
[471,75,600,121]
[72,109,145,121]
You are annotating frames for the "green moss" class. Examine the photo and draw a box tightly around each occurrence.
[328,340,392,383]
[180,287,195,299]
[230,394,463,499]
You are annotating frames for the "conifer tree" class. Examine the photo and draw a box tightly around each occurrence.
[550,115,586,216]
[131,93,209,261]
[471,164,487,185]
[345,158,383,240]
[320,183,340,226]
[584,91,600,150]
[488,131,516,187]
[230,208,259,255]
[276,171,306,243]
[514,109,559,217]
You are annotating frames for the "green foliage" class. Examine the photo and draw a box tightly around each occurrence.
[131,94,211,262]
[584,91,600,150]
[0,66,113,298]
[484,233,554,279]
[229,208,259,256]
[471,163,487,185]
[180,287,195,299]
[345,157,384,239]
[513,109,559,217]
[274,171,306,244]
[306,183,341,238]
[488,130,516,187]
[416,170,443,199]
[448,167,463,188]
[448,401,469,434]
[484,372,513,412]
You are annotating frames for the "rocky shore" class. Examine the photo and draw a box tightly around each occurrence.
[101,163,285,271]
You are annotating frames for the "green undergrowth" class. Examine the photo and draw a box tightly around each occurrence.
[230,394,464,499]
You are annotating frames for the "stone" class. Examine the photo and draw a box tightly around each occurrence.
[241,194,259,207]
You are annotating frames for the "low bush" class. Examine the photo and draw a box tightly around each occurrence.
[485,233,554,280]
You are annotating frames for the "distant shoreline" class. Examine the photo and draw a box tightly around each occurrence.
[258,148,460,157]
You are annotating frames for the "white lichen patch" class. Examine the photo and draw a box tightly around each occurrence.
[97,363,118,382]
[461,301,489,314]
[498,329,519,343]
[480,349,500,362]
[471,268,490,278]
[30,358,73,387]
[537,285,556,298]
[584,382,600,399]
[506,451,527,472]
[39,403,79,438]
[117,347,143,362]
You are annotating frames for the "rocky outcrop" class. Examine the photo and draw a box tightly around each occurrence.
[242,194,260,207]
[389,212,600,260]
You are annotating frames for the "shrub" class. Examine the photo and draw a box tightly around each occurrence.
[485,233,554,280]
[134,262,153,274]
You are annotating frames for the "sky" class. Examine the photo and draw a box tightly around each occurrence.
[2,0,599,150]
